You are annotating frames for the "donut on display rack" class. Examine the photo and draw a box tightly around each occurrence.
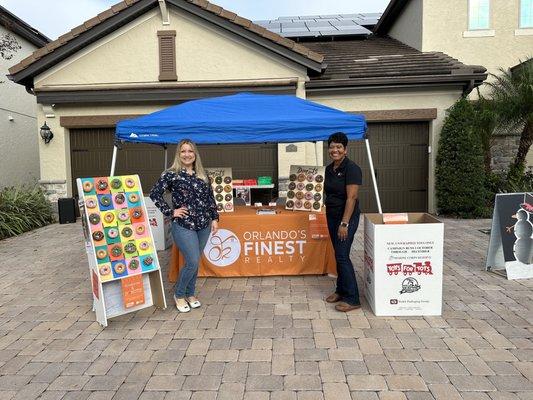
[217,204,224,211]
[131,208,143,219]
[296,192,304,200]
[289,174,297,181]
[135,224,145,235]
[110,245,122,257]
[314,193,322,201]
[215,194,223,202]
[118,211,130,222]
[304,192,313,201]
[99,195,112,207]
[223,185,232,193]
[99,265,111,276]
[128,193,139,203]
[304,201,312,210]
[103,212,115,223]
[215,186,223,193]
[89,213,100,225]
[296,182,305,191]
[107,228,119,239]
[295,200,303,209]
[315,183,323,192]
[286,200,295,208]
[125,177,136,188]
[92,231,104,241]
[129,259,139,270]
[96,179,108,191]
[225,194,232,202]
[225,203,233,211]
[86,198,97,209]
[287,191,295,199]
[114,193,125,204]
[315,175,324,183]
[121,226,133,238]
[305,183,314,192]
[113,262,126,274]
[215,176,223,184]
[223,176,232,184]
[96,249,107,259]
[306,174,314,182]
[83,181,94,192]
[297,174,305,182]
[110,178,122,189]
[143,256,153,266]
[313,201,321,210]
[124,242,137,254]
[288,182,296,190]
[139,240,150,251]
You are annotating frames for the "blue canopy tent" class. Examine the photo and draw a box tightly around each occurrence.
[114,93,381,212]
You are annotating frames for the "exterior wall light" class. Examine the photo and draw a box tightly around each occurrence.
[40,122,53,144]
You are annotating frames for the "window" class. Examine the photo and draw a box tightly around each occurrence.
[468,0,490,30]
[520,0,533,28]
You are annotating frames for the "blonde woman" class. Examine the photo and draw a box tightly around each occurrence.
[150,139,219,312]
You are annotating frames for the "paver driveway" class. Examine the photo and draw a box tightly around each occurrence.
[0,218,532,400]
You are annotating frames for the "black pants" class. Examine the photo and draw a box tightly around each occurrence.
[326,211,361,306]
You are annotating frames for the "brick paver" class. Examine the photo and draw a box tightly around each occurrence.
[0,218,531,399]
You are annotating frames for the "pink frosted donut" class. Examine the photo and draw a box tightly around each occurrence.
[139,240,150,251]
[99,265,111,276]
[118,211,130,222]
[86,199,97,209]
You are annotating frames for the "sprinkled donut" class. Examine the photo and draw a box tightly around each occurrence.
[287,191,295,199]
[139,241,150,251]
[121,226,133,238]
[225,203,233,211]
[99,195,112,207]
[225,194,232,202]
[313,193,322,201]
[304,201,312,209]
[86,199,97,209]
[114,193,125,204]
[296,182,305,191]
[125,178,136,188]
[131,209,142,219]
[294,200,303,208]
[215,176,223,184]
[124,242,137,254]
[215,186,223,193]
[224,176,232,184]
[306,174,314,182]
[107,228,119,239]
[315,184,323,192]
[315,175,324,183]
[297,174,305,182]
[216,194,223,202]
[89,214,100,225]
[313,201,321,210]
[99,265,111,276]
[110,178,122,189]
[305,183,314,192]
[110,245,122,257]
[118,211,130,222]
[129,259,139,270]
[289,174,297,181]
[217,204,223,211]
[96,179,108,191]
[295,192,304,200]
[92,231,104,241]
[286,200,294,208]
[304,192,313,201]
[143,256,153,266]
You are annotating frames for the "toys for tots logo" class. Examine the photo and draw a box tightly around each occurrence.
[204,229,241,267]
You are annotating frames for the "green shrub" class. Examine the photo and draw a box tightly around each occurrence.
[0,185,55,240]
[436,98,488,218]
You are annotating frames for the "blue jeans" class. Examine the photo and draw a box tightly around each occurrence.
[171,221,211,298]
[326,211,361,306]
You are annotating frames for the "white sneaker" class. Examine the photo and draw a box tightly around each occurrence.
[174,296,190,313]
[186,296,201,309]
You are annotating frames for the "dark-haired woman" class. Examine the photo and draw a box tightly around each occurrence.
[324,132,362,312]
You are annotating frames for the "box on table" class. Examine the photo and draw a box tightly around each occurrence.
[363,213,444,316]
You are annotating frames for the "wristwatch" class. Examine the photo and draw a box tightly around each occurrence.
[340,221,349,228]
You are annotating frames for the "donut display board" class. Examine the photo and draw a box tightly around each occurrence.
[77,175,166,327]
[206,168,234,213]
[286,165,326,212]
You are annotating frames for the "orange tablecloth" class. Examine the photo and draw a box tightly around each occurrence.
[169,206,336,280]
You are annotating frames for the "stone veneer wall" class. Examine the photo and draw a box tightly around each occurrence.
[39,179,67,211]
[491,134,520,172]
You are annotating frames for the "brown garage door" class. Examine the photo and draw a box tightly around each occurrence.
[324,122,429,213]
[70,128,277,196]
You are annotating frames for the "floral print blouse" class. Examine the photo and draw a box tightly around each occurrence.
[149,169,219,231]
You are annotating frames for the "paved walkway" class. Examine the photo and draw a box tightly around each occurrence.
[0,218,532,400]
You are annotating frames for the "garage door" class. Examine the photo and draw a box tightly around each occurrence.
[70,128,277,196]
[324,122,429,213]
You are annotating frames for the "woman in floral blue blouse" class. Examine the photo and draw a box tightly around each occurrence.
[150,139,219,313]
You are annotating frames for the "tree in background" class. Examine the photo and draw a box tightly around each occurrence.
[488,60,533,185]
[436,98,487,217]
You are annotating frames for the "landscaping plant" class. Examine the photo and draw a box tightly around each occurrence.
[0,185,55,240]
[436,98,487,217]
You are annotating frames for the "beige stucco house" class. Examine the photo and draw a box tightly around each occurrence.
[375,0,533,96]
[0,6,49,188]
[8,0,488,213]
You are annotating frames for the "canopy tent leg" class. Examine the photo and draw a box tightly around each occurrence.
[110,145,118,176]
[164,146,168,169]
[314,142,319,166]
[365,138,382,214]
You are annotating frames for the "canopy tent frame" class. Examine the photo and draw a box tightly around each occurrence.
[111,93,382,213]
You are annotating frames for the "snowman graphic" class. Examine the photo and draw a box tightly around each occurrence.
[512,205,533,264]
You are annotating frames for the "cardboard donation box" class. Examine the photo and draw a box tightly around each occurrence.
[364,213,444,316]
[144,197,172,251]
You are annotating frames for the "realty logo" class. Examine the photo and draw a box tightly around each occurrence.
[129,133,138,138]
[204,229,241,267]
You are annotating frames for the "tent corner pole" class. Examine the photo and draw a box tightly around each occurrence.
[110,145,118,176]
[365,138,382,214]
[314,141,319,166]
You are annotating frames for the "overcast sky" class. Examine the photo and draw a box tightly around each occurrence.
[0,0,390,39]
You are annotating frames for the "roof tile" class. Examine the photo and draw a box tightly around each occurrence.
[70,25,87,38]
[84,16,101,29]
[97,8,116,22]
[232,15,252,28]
[111,1,128,14]
[206,3,223,15]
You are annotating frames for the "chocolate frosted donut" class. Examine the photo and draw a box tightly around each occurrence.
[289,174,297,181]
[305,183,314,192]
[110,245,122,257]
[89,213,100,225]
[121,226,133,238]
[314,193,322,201]
[92,231,104,241]
[114,193,125,204]
[215,176,223,184]
[215,194,223,202]
[315,175,324,183]
[288,182,296,190]
[297,174,305,182]
[129,259,139,270]
[99,195,112,207]
[96,179,108,191]
[215,185,223,193]
[124,242,137,254]
[225,194,232,201]
[131,209,142,219]
[224,176,232,184]
[315,184,323,192]
[313,201,321,210]
[287,191,295,199]
[295,192,304,200]
[143,256,153,266]
[286,200,294,208]
[217,204,224,211]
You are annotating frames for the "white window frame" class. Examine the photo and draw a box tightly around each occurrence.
[467,0,491,30]
[519,0,533,28]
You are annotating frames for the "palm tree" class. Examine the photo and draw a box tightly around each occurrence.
[487,59,533,179]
